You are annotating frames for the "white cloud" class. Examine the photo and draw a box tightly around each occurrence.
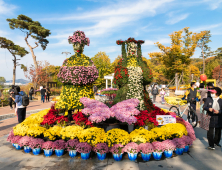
[77,7,83,11]
[203,0,222,10]
[191,23,222,32]
[144,38,171,46]
[0,0,17,15]
[166,13,189,25]
[44,0,174,39]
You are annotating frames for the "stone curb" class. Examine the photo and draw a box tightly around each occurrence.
[0,108,49,121]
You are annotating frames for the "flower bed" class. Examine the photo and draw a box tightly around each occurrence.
[8,106,195,160]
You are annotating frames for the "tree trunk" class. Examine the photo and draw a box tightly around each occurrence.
[175,73,179,91]
[25,34,38,70]
[202,41,205,74]
[12,58,16,86]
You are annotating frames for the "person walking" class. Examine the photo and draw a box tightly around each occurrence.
[204,87,222,150]
[11,86,27,123]
[46,86,51,102]
[29,87,34,100]
[199,83,208,114]
[160,88,166,104]
[151,84,159,103]
[40,86,46,103]
[9,85,16,110]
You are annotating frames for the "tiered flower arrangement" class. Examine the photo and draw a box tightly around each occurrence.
[55,30,98,111]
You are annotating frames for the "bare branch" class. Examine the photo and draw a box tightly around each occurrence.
[32,42,39,49]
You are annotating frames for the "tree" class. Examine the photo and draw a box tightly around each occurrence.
[0,37,28,85]
[42,65,62,87]
[24,61,50,87]
[205,57,220,78]
[0,77,6,88]
[111,55,122,72]
[197,30,212,74]
[149,27,203,87]
[91,52,113,87]
[212,65,222,81]
[7,15,51,70]
[190,65,200,81]
[214,47,222,84]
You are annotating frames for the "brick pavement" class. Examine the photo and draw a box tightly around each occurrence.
[0,100,52,137]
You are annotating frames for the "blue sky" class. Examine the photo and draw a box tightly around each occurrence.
[0,0,222,81]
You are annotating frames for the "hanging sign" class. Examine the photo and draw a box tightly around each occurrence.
[156,115,176,125]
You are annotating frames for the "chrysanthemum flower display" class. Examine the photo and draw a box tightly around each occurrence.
[60,126,83,140]
[78,127,107,146]
[106,128,130,147]
[56,30,98,111]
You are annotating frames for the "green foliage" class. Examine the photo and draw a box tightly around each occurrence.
[91,52,113,88]
[0,37,29,57]
[205,58,220,78]
[197,30,212,58]
[113,84,128,105]
[101,90,117,95]
[7,15,51,50]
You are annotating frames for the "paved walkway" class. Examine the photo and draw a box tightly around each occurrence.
[0,100,52,137]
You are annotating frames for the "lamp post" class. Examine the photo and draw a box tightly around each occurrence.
[62,51,71,58]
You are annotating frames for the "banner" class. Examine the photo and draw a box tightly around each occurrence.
[156,115,176,125]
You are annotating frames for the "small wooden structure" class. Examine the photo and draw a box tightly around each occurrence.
[104,73,114,89]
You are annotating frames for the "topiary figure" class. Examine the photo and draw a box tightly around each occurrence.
[56,31,98,119]
[114,38,154,111]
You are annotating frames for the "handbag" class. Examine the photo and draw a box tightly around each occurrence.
[200,113,210,131]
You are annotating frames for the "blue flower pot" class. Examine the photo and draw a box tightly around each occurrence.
[164,150,173,158]
[32,148,41,155]
[81,152,90,160]
[141,152,152,161]
[24,146,32,153]
[55,149,64,157]
[175,148,183,155]
[12,143,15,147]
[14,144,22,150]
[69,150,77,158]
[97,152,106,160]
[128,153,137,161]
[183,145,189,153]
[44,149,53,157]
[153,152,162,160]
[113,153,123,161]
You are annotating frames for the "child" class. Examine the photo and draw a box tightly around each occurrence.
[160,88,166,104]
[203,87,222,150]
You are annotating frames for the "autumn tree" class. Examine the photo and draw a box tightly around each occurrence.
[112,55,122,72]
[7,15,51,70]
[0,77,6,88]
[197,30,212,74]
[212,65,222,81]
[91,52,113,87]
[149,27,203,87]
[0,37,28,85]
[190,65,200,81]
[42,65,62,87]
[24,61,50,88]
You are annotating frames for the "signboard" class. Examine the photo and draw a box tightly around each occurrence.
[156,115,176,125]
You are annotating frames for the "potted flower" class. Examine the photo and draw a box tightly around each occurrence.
[172,138,186,155]
[66,139,80,158]
[7,130,16,147]
[42,141,54,157]
[181,135,192,152]
[56,116,69,127]
[123,142,139,161]
[161,139,176,158]
[93,143,109,160]
[109,144,124,161]
[76,142,92,160]
[52,139,66,157]
[11,136,22,150]
[18,136,33,153]
[152,141,164,160]
[29,138,44,155]
[139,143,154,161]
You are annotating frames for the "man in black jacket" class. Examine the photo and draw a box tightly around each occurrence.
[204,87,222,150]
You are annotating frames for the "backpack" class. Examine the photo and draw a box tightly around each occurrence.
[20,92,29,106]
